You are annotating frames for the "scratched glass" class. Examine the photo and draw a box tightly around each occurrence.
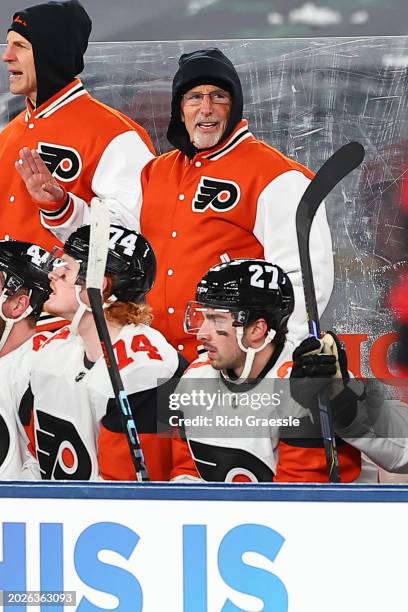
[0,36,406,378]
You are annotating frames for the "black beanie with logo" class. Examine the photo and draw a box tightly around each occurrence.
[9,0,92,107]
[167,48,243,158]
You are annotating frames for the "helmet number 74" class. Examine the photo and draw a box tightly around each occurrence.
[108,228,137,257]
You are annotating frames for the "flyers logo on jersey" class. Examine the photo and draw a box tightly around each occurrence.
[189,440,274,482]
[192,176,240,213]
[37,142,82,183]
[35,410,92,480]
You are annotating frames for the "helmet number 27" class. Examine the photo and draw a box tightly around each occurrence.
[248,264,279,290]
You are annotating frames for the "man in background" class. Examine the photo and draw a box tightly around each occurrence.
[140,48,334,362]
[1,0,154,251]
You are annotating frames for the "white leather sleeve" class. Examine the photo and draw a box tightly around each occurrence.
[41,130,154,242]
[253,169,334,345]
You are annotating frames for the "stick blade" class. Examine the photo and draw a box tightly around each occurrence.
[295,141,365,335]
[86,198,111,290]
[296,141,365,227]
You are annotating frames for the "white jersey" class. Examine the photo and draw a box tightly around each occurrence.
[177,341,373,483]
[176,341,300,482]
[0,333,47,479]
[30,324,196,481]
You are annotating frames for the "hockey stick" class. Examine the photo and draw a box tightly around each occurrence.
[296,141,365,482]
[86,199,149,482]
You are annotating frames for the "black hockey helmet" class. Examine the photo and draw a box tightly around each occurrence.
[0,240,52,318]
[64,224,156,303]
[185,258,294,334]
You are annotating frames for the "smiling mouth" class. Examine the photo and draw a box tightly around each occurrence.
[9,71,23,79]
[196,121,218,130]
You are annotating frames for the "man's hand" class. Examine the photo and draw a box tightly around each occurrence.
[15,147,66,206]
[292,332,348,378]
[290,331,349,409]
[290,331,363,428]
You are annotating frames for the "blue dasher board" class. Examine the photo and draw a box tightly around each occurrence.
[0,482,407,611]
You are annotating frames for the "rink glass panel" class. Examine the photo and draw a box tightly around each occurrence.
[1,37,407,377]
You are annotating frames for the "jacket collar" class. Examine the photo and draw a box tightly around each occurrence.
[187,120,252,163]
[25,78,87,121]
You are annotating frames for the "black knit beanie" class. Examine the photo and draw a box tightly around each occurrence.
[167,48,243,158]
[9,0,91,107]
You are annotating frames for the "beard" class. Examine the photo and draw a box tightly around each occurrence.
[192,129,223,150]
[191,116,227,150]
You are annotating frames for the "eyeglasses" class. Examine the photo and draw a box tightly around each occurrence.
[182,90,231,106]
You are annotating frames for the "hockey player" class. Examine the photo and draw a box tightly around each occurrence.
[29,224,199,481]
[0,240,52,479]
[290,331,408,477]
[1,0,154,250]
[179,258,362,482]
[140,48,334,362]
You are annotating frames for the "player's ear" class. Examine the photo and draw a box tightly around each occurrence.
[101,274,114,304]
[12,293,31,318]
[246,318,268,344]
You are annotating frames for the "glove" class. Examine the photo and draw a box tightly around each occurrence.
[290,331,349,411]
[292,331,348,378]
[290,331,363,428]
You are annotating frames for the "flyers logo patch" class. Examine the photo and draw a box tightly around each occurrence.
[38,142,82,182]
[35,410,92,480]
[189,440,274,482]
[192,176,240,213]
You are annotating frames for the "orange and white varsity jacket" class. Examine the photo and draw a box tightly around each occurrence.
[140,120,334,362]
[0,78,155,250]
